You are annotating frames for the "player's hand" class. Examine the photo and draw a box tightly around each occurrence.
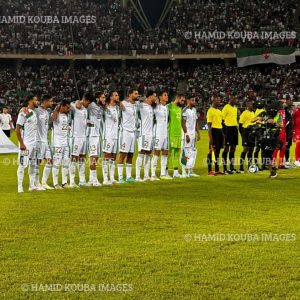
[186,134,190,143]
[20,142,26,151]
[119,102,125,112]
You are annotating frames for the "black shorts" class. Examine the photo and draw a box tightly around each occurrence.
[211,128,224,150]
[224,126,238,146]
[286,134,293,148]
[3,130,11,137]
[242,128,255,148]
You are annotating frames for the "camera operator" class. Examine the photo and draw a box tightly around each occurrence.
[252,100,283,178]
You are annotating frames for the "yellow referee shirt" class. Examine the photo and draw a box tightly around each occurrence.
[239,110,255,128]
[222,104,238,126]
[254,108,265,117]
[207,107,222,129]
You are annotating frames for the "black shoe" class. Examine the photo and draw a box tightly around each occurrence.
[224,170,233,175]
[270,169,278,178]
[231,169,241,174]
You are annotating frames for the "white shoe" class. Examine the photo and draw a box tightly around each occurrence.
[54,184,63,190]
[18,187,24,193]
[29,185,37,192]
[189,172,200,177]
[143,177,150,182]
[160,174,173,180]
[103,180,112,186]
[36,186,46,191]
[181,173,190,178]
[135,178,142,182]
[69,183,80,188]
[41,183,54,190]
[79,181,88,187]
[294,161,300,167]
[173,173,182,178]
[91,180,102,187]
[150,176,160,181]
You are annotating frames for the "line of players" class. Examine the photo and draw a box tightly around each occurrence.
[16,91,200,193]
[206,94,300,177]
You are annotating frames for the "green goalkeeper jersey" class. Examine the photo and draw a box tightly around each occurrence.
[168,102,182,137]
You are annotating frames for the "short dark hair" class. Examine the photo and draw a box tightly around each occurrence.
[83,93,94,103]
[128,89,138,96]
[95,91,105,99]
[60,99,70,106]
[41,94,52,102]
[23,94,35,107]
[146,90,156,98]
[158,90,168,97]
[2,106,8,110]
[106,90,118,103]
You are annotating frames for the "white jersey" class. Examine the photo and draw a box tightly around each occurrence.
[52,113,70,147]
[35,106,50,143]
[182,107,197,137]
[154,104,168,137]
[120,100,138,132]
[70,103,88,138]
[103,105,119,140]
[87,102,104,137]
[139,102,154,136]
[0,113,12,130]
[16,109,37,146]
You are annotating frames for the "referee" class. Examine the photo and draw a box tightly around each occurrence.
[221,95,239,174]
[239,100,255,172]
[207,95,223,176]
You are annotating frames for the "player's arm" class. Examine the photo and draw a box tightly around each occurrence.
[50,104,61,121]
[181,118,190,143]
[196,119,200,141]
[15,115,26,150]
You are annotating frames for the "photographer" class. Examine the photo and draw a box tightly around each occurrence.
[252,100,283,178]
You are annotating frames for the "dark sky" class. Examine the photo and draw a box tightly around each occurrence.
[140,0,167,27]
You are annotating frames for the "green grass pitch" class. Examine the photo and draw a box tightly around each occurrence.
[0,132,300,299]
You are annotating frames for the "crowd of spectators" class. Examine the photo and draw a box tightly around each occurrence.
[1,61,299,116]
[0,0,299,54]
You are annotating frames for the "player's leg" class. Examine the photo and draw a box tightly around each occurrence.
[118,130,126,183]
[69,138,79,186]
[125,132,136,182]
[78,138,87,186]
[172,147,181,178]
[102,138,112,185]
[109,141,118,184]
[52,147,62,189]
[285,137,292,166]
[88,137,101,186]
[151,137,161,179]
[17,149,29,193]
[136,136,144,181]
[41,143,53,189]
[28,147,39,191]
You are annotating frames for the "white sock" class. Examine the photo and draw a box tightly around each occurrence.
[118,164,124,181]
[52,165,59,186]
[136,154,144,179]
[126,164,132,179]
[78,160,86,183]
[109,160,115,182]
[69,161,77,185]
[173,169,179,176]
[35,164,40,185]
[17,165,25,189]
[161,155,168,176]
[151,155,159,177]
[144,154,151,179]
[102,160,109,182]
[182,167,187,175]
[62,166,69,185]
[42,164,52,184]
[89,169,97,182]
[28,161,36,187]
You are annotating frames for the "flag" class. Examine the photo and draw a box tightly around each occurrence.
[236,47,296,67]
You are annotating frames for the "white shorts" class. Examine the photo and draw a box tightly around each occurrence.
[138,134,153,152]
[182,135,196,148]
[88,136,102,157]
[36,142,52,160]
[154,135,169,151]
[103,138,118,154]
[119,131,136,153]
[53,146,70,167]
[71,137,87,156]
[19,144,37,166]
